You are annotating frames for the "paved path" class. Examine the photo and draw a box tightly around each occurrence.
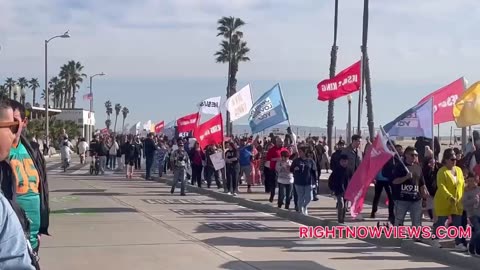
[40,157,467,269]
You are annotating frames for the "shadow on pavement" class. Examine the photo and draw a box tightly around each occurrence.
[219,260,336,270]
[51,189,107,193]
[51,207,138,214]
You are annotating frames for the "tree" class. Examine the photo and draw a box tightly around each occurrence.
[105,100,112,120]
[5,78,15,99]
[121,107,129,132]
[361,0,375,140]
[326,0,339,155]
[29,78,40,106]
[113,103,122,132]
[18,77,28,104]
[48,76,63,108]
[215,16,250,136]
[0,86,7,99]
[28,118,81,149]
[105,119,112,130]
[59,60,86,109]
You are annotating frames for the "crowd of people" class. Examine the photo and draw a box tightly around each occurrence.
[82,129,480,256]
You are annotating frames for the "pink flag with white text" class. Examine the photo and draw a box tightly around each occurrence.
[344,133,394,218]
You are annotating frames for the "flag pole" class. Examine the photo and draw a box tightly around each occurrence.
[357,56,364,135]
[380,126,409,172]
[461,76,468,152]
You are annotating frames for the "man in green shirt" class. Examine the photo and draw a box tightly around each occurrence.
[5,100,49,254]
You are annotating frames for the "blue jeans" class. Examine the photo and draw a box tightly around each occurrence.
[434,215,464,245]
[394,200,422,226]
[171,168,187,195]
[295,184,312,215]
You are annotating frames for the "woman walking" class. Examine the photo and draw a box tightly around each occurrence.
[432,148,467,250]
[225,142,240,196]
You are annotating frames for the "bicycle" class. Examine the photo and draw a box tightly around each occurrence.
[89,153,100,175]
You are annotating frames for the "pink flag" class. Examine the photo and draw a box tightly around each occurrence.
[344,133,394,218]
[83,93,93,101]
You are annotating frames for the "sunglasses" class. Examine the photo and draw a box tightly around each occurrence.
[0,120,19,134]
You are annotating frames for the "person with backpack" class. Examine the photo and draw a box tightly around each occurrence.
[170,139,190,195]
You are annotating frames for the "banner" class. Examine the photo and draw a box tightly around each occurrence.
[248,84,289,134]
[163,120,175,138]
[418,77,465,124]
[317,61,361,101]
[198,96,221,115]
[344,133,394,218]
[194,113,223,149]
[225,84,253,122]
[383,98,434,139]
[454,81,480,127]
[154,121,165,134]
[210,152,225,171]
[177,112,199,133]
[129,121,141,135]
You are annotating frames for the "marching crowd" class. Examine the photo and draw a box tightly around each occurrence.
[82,129,480,256]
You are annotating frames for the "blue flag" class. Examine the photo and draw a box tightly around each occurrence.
[248,84,289,134]
[383,98,434,139]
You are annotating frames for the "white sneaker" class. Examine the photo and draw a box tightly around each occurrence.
[227,192,232,195]
[431,239,441,248]
[455,244,467,252]
[233,193,237,196]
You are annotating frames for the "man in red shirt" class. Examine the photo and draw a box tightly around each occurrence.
[266,136,290,203]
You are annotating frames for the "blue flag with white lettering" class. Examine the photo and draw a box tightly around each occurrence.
[383,97,434,139]
[248,84,289,134]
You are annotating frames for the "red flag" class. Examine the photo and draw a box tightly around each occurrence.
[155,121,165,134]
[194,114,223,149]
[344,133,394,218]
[176,112,199,133]
[83,93,93,101]
[418,77,465,125]
[317,61,361,101]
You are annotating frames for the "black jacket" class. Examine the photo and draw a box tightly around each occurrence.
[0,135,50,236]
[328,166,353,196]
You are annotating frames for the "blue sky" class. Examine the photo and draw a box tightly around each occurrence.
[1,0,479,135]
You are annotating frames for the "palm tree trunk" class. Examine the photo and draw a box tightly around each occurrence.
[327,0,339,155]
[60,93,64,109]
[8,88,11,99]
[33,89,36,106]
[225,61,232,136]
[72,88,76,108]
[122,117,126,131]
[114,115,118,133]
[362,0,375,140]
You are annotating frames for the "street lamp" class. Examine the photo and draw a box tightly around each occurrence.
[44,31,70,151]
[89,72,106,115]
[347,94,352,144]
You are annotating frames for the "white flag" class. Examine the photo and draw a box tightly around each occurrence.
[225,84,253,122]
[198,96,221,115]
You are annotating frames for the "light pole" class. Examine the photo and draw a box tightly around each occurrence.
[89,72,106,115]
[347,94,352,144]
[44,31,70,151]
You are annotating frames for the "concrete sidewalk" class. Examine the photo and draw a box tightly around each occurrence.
[154,171,478,270]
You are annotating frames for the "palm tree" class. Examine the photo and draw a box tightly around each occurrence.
[361,0,375,139]
[60,60,86,109]
[0,86,7,99]
[113,103,122,132]
[18,77,28,104]
[29,78,40,106]
[48,77,61,108]
[215,16,250,136]
[5,78,16,99]
[105,100,112,120]
[105,119,112,130]
[121,107,129,132]
[326,0,339,155]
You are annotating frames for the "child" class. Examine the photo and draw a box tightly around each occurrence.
[462,174,480,255]
[291,147,316,215]
[276,150,294,209]
[328,154,353,223]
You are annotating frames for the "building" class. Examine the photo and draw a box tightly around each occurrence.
[30,106,96,143]
[54,109,96,142]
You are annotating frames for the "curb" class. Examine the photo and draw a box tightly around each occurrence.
[155,176,476,269]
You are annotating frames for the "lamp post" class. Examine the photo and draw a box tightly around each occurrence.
[13,84,20,101]
[45,31,70,151]
[347,94,352,144]
[89,72,106,115]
